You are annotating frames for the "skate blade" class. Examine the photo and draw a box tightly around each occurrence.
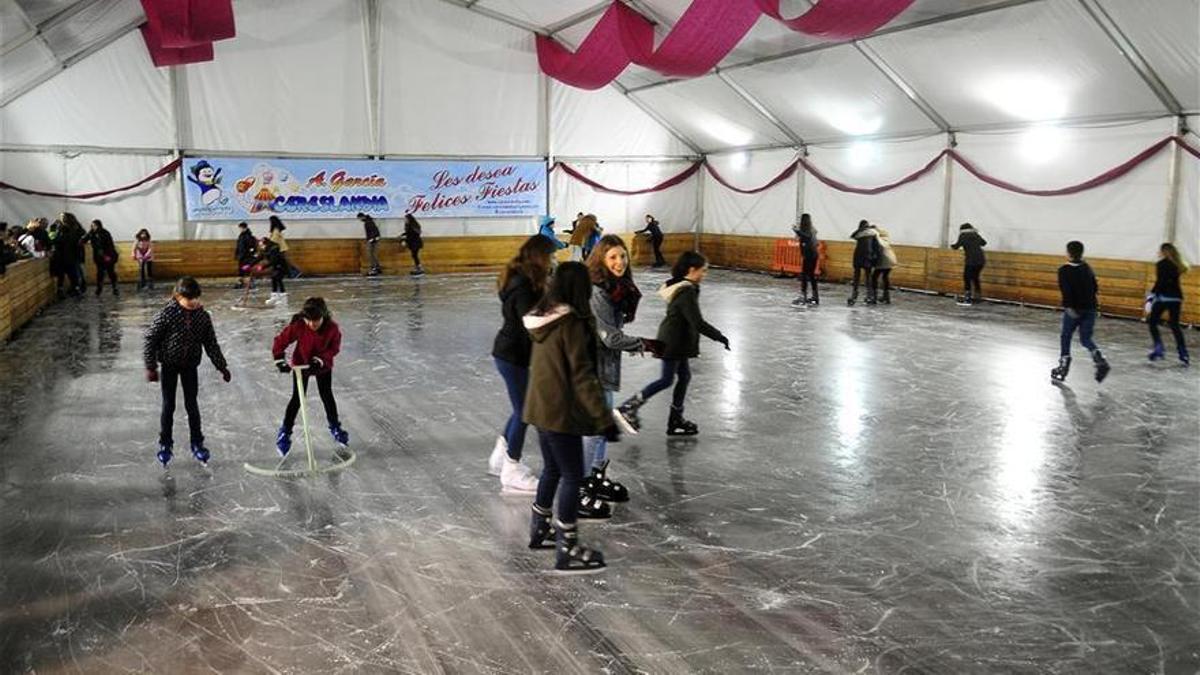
[549,565,607,576]
[500,485,539,496]
[611,409,639,436]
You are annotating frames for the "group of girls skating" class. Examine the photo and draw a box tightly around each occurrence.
[488,232,727,574]
[145,276,348,467]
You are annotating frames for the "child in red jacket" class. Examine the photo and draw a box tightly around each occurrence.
[272,297,347,455]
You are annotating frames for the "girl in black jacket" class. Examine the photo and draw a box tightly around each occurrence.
[792,213,820,305]
[951,222,988,304]
[488,235,557,492]
[1147,242,1189,365]
[143,277,231,467]
[402,213,424,276]
[617,251,728,436]
[848,220,880,306]
[82,219,119,296]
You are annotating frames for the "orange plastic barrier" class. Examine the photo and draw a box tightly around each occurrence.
[772,238,827,276]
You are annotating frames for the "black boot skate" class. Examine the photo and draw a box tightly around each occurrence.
[190,441,210,465]
[615,394,643,434]
[1092,350,1110,383]
[583,459,629,503]
[666,405,699,436]
[156,441,173,467]
[1180,345,1190,367]
[577,490,612,519]
[1050,356,1071,382]
[553,523,606,575]
[528,505,556,549]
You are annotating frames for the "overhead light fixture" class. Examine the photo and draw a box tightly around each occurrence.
[812,101,884,137]
[1018,124,1066,164]
[699,115,755,148]
[977,75,1068,122]
[848,141,880,168]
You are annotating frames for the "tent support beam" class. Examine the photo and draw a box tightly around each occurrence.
[854,42,950,133]
[0,15,143,107]
[1164,116,1185,244]
[715,70,807,147]
[1077,0,1183,115]
[546,2,612,36]
[610,81,703,155]
[435,0,544,34]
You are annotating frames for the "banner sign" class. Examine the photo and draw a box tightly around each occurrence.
[182,156,547,221]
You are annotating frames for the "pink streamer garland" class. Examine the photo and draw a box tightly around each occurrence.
[0,158,183,200]
[539,0,917,89]
[551,161,703,195]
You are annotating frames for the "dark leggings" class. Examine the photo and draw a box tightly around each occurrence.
[160,365,202,445]
[410,248,422,268]
[94,261,118,292]
[964,264,984,297]
[641,358,691,409]
[651,237,665,265]
[871,268,891,297]
[1148,301,1186,350]
[283,370,339,431]
[494,357,529,460]
[801,256,819,301]
[852,266,871,296]
[139,261,153,287]
[271,270,286,293]
[534,429,584,525]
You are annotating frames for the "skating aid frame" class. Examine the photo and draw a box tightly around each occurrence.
[244,365,356,478]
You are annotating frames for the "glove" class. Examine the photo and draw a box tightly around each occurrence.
[274,359,291,374]
[310,356,325,370]
[640,338,665,358]
[146,368,159,383]
[719,336,731,351]
[603,424,621,443]
[219,368,232,383]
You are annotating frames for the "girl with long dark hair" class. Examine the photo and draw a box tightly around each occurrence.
[792,213,820,305]
[1147,242,1190,365]
[402,213,425,276]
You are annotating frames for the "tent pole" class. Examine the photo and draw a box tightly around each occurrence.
[1164,116,1185,245]
[795,145,806,224]
[940,133,956,249]
[169,65,187,240]
[695,159,705,251]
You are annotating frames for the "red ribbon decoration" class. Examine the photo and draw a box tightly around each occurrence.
[551,161,703,195]
[755,0,917,39]
[618,0,761,78]
[535,3,650,90]
[0,158,182,200]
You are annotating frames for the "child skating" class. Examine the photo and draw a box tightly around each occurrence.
[272,297,348,456]
[143,277,231,467]
[869,227,898,305]
[617,251,729,436]
[951,222,987,305]
[1146,242,1189,366]
[1051,241,1110,383]
[791,213,820,306]
[847,220,879,306]
[132,228,155,291]
[522,261,616,573]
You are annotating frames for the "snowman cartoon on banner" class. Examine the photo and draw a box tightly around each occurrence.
[234,163,303,214]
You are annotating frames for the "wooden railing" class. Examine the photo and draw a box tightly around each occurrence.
[698,234,1200,323]
[0,258,57,342]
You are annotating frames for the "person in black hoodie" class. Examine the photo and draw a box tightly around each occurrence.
[143,277,231,467]
[848,220,880,306]
[634,214,666,267]
[82,219,119,296]
[489,235,558,493]
[617,251,729,436]
[234,222,257,289]
[258,236,289,306]
[791,213,820,306]
[359,212,382,276]
[1051,241,1110,383]
[1146,242,1189,365]
[401,213,425,276]
[951,222,988,304]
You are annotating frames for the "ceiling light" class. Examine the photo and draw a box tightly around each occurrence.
[1019,125,1066,164]
[978,76,1068,122]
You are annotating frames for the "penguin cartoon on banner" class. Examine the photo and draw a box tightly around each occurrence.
[187,160,224,206]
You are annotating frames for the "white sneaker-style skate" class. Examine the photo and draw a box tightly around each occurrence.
[500,458,538,494]
[264,292,279,306]
[487,436,507,476]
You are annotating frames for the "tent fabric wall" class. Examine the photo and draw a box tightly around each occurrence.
[0,31,172,149]
[551,161,699,234]
[381,0,540,156]
[804,134,947,246]
[949,119,1175,260]
[1097,0,1199,111]
[1177,117,1200,265]
[551,82,693,158]
[703,148,799,236]
[0,151,178,240]
[182,0,371,154]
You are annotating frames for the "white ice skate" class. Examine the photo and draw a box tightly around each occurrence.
[500,457,538,494]
[488,436,507,476]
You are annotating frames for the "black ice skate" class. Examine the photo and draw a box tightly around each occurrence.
[553,523,606,575]
[577,491,612,519]
[615,394,643,433]
[528,505,556,549]
[1050,355,1071,382]
[1091,350,1110,383]
[583,459,629,503]
[190,442,211,465]
[666,406,699,436]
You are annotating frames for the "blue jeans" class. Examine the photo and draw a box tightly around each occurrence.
[641,358,691,409]
[582,390,614,471]
[535,429,584,525]
[494,357,529,460]
[1060,309,1098,357]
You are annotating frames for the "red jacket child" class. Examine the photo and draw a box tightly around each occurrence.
[272,311,341,374]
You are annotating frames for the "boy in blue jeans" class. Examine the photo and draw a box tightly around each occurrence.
[1051,241,1110,383]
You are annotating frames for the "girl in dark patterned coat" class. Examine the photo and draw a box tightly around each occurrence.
[143,277,231,467]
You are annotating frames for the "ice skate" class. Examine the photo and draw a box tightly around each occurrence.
[583,459,629,503]
[500,457,538,494]
[190,442,210,465]
[577,491,612,519]
[264,292,279,306]
[156,441,173,467]
[487,436,507,476]
[666,406,699,436]
[410,267,425,277]
[528,505,556,549]
[329,423,350,447]
[956,294,973,307]
[791,295,806,306]
[1180,346,1191,367]
[553,524,606,575]
[1148,342,1165,361]
[881,291,891,305]
[615,394,643,433]
[274,292,288,305]
[846,293,857,306]
[1050,355,1071,382]
[276,427,292,457]
[1092,350,1110,383]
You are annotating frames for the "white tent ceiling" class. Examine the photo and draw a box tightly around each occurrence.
[0,0,1196,153]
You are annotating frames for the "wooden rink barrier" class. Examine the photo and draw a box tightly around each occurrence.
[0,258,57,342]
